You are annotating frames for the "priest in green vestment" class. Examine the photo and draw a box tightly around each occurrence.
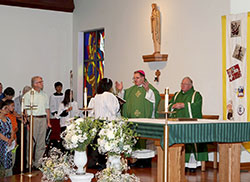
[116,70,161,119]
[168,76,208,171]
[115,70,161,150]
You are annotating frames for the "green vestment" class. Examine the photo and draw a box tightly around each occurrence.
[168,87,208,162]
[122,84,161,119]
[122,84,161,149]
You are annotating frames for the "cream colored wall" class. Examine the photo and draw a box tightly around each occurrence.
[0,5,72,96]
[230,0,250,14]
[73,0,230,116]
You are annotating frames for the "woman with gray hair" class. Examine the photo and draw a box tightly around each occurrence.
[14,86,31,115]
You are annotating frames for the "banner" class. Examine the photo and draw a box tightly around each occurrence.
[222,13,250,151]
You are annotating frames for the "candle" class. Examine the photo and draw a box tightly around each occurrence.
[21,97,24,113]
[30,88,34,106]
[165,87,169,112]
[84,87,87,108]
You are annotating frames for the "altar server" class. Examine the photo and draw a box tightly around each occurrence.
[49,82,64,118]
[88,78,120,120]
[57,89,79,129]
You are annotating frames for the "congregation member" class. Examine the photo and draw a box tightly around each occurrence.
[88,78,120,120]
[168,76,208,172]
[4,100,18,174]
[0,87,15,108]
[23,76,51,169]
[115,70,161,167]
[0,102,13,177]
[0,83,4,100]
[14,86,31,115]
[58,89,79,152]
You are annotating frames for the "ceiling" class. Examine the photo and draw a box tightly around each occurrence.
[0,0,75,13]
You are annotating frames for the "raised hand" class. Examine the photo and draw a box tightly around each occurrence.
[115,81,123,92]
[142,81,149,92]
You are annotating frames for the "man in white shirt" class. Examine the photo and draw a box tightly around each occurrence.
[24,76,51,169]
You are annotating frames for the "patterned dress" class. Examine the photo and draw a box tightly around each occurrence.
[0,117,12,169]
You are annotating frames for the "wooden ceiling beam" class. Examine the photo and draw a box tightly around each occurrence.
[0,0,75,13]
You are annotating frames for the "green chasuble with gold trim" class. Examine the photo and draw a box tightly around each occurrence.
[122,84,161,119]
[168,87,208,162]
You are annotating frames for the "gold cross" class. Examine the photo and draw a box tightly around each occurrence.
[135,90,141,98]
[134,109,141,117]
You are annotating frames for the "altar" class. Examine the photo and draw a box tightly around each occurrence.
[129,118,250,182]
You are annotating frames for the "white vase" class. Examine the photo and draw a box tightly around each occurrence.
[107,155,122,171]
[74,150,87,175]
[69,173,94,182]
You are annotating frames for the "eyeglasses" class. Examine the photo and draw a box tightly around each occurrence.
[35,81,43,84]
[181,83,191,86]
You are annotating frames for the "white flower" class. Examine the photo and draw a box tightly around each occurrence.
[104,142,112,151]
[123,145,131,152]
[71,135,79,145]
[107,130,115,139]
[96,120,137,156]
[75,118,83,125]
[67,123,75,130]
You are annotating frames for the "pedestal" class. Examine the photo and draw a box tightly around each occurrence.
[219,143,241,182]
[69,173,94,182]
[155,141,186,182]
[142,53,168,62]
[168,144,185,182]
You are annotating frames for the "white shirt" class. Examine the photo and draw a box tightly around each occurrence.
[88,92,120,120]
[57,101,80,127]
[49,93,64,118]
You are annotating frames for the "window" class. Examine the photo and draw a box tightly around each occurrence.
[83,29,105,97]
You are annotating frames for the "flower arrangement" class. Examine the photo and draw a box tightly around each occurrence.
[97,119,138,156]
[95,158,140,182]
[61,117,101,151]
[39,147,75,182]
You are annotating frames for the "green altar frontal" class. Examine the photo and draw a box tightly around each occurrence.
[134,121,250,148]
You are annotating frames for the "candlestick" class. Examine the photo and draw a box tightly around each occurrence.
[165,87,169,112]
[84,87,87,108]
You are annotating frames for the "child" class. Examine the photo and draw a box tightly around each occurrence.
[5,100,18,141]
[0,101,13,177]
[4,100,18,173]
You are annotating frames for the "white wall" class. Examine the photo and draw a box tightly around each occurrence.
[73,0,230,116]
[230,0,250,14]
[0,5,72,97]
